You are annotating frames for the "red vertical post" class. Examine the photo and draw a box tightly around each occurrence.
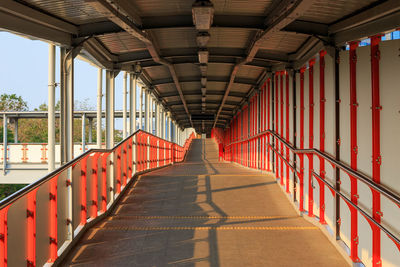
[101,153,108,213]
[90,154,99,219]
[49,177,58,263]
[275,73,280,179]
[349,41,360,261]
[285,72,290,193]
[267,78,271,171]
[27,189,38,267]
[280,72,284,186]
[299,67,305,212]
[122,142,127,186]
[371,34,382,267]
[128,137,133,179]
[0,207,9,267]
[308,59,315,217]
[116,147,121,193]
[80,157,87,225]
[319,50,327,224]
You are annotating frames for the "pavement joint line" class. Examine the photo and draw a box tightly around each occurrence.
[94,226,319,231]
[110,215,298,220]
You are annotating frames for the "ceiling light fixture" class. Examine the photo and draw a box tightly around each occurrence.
[192,0,214,31]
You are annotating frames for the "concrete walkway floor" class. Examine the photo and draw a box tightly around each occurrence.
[61,138,348,267]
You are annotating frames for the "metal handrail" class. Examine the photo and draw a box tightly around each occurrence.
[224,129,400,207]
[0,129,186,210]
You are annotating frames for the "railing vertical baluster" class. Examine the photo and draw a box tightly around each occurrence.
[101,154,108,213]
[49,177,58,262]
[91,154,99,219]
[27,189,37,267]
[0,207,9,267]
[80,157,87,225]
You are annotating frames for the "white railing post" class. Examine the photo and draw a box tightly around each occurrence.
[97,68,103,148]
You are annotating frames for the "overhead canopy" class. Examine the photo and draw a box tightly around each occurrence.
[0,0,399,133]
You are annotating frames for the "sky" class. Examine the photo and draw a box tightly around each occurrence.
[0,31,132,130]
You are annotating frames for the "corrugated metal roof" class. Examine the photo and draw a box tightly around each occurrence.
[151,28,197,50]
[98,32,146,54]
[299,0,378,24]
[209,28,257,49]
[259,32,308,53]
[133,0,192,16]
[213,0,273,15]
[22,0,105,24]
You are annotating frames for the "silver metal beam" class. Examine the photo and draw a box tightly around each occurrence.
[129,73,137,134]
[122,71,128,139]
[97,69,103,148]
[2,114,7,175]
[213,0,314,128]
[89,0,193,127]
[105,70,115,149]
[48,44,56,171]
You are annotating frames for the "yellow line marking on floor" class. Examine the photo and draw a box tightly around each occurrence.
[95,226,318,231]
[110,215,297,220]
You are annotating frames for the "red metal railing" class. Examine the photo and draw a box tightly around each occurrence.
[0,129,195,266]
[211,37,400,266]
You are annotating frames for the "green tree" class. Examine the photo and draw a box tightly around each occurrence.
[0,93,28,111]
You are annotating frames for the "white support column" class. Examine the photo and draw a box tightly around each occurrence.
[154,101,159,137]
[139,86,143,130]
[82,113,86,153]
[105,70,115,149]
[60,48,74,163]
[88,118,93,143]
[122,71,128,139]
[160,108,164,138]
[129,73,137,134]
[162,110,166,139]
[149,95,153,134]
[2,114,7,174]
[166,113,170,141]
[145,90,149,132]
[48,44,56,171]
[97,69,103,148]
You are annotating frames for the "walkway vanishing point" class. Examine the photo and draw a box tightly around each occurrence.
[62,139,348,266]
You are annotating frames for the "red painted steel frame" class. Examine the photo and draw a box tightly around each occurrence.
[275,73,280,180]
[371,35,382,267]
[299,67,305,212]
[280,72,284,186]
[319,51,327,225]
[49,177,57,263]
[267,78,271,171]
[0,130,195,266]
[80,157,87,225]
[91,154,100,219]
[308,58,315,217]
[349,41,360,262]
[285,72,290,193]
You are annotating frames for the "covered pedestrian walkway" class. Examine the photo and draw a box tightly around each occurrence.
[61,138,348,266]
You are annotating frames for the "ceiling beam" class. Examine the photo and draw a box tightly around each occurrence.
[333,9,400,46]
[282,20,328,36]
[213,0,314,128]
[0,7,72,45]
[153,76,257,86]
[0,0,77,35]
[329,0,400,34]
[89,0,193,128]
[141,15,264,30]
